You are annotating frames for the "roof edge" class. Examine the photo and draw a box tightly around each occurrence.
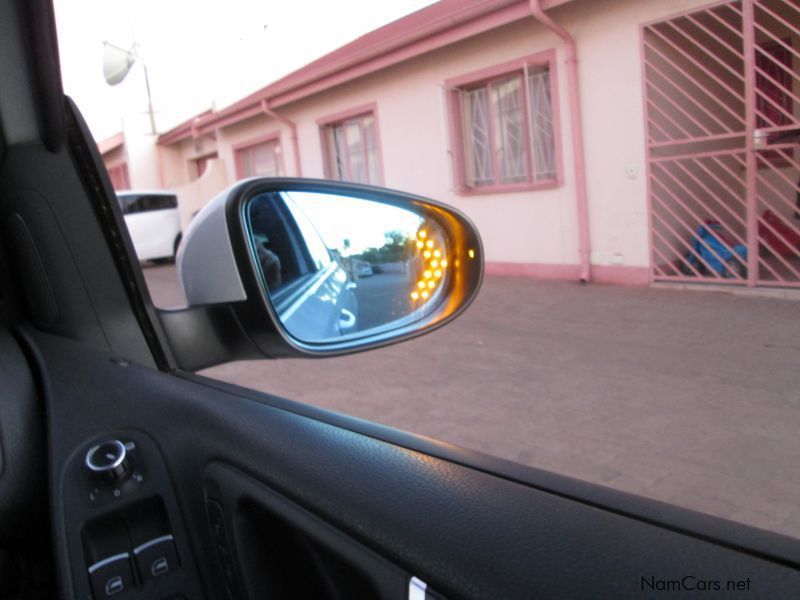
[162,0,576,143]
[157,108,214,146]
[97,131,124,155]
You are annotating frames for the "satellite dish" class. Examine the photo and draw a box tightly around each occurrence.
[103,42,135,86]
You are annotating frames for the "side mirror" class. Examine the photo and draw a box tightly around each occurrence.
[159,178,483,369]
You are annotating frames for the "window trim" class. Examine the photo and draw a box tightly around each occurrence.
[118,192,177,215]
[445,50,563,195]
[233,132,285,180]
[317,102,385,186]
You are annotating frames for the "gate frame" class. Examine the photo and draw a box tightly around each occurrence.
[641,0,800,289]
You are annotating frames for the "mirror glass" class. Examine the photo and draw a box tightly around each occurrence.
[246,190,451,344]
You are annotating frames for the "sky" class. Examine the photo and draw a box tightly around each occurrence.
[286,191,423,254]
[53,0,436,141]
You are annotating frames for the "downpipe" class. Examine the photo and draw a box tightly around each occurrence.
[529,0,591,282]
[261,100,303,177]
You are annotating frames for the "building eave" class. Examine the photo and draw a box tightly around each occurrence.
[97,131,124,155]
[157,108,215,146]
[192,0,575,135]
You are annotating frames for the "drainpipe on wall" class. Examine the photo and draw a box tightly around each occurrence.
[529,0,591,282]
[261,100,303,177]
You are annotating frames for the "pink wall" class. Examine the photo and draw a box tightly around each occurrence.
[101,143,127,172]
[554,0,728,273]
[164,134,222,188]
[165,0,726,284]
[254,18,581,268]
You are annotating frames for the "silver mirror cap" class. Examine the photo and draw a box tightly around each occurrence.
[176,185,247,306]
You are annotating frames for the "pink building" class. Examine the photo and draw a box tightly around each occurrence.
[106,0,800,290]
[97,132,130,190]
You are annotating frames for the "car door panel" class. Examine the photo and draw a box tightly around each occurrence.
[204,462,411,599]
[24,328,800,600]
[2,7,799,594]
[0,327,45,530]
[0,326,52,600]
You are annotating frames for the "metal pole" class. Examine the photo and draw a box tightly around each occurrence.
[743,0,757,287]
[529,0,592,282]
[141,61,157,136]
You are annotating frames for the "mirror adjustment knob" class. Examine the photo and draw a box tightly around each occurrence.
[86,440,129,483]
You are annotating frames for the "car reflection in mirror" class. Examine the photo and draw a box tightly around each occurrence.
[246,190,449,344]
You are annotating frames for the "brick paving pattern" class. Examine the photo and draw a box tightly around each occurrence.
[144,265,800,540]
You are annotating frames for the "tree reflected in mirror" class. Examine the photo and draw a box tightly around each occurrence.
[246,190,450,344]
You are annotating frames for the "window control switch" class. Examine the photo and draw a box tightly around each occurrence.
[133,535,180,581]
[88,553,135,599]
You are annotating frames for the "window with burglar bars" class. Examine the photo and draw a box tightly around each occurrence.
[322,112,382,185]
[451,60,558,192]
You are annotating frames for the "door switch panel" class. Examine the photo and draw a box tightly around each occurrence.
[82,497,181,599]
[66,432,204,599]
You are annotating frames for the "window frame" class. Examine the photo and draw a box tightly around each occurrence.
[445,50,563,195]
[233,132,285,180]
[248,193,335,312]
[317,103,385,186]
[118,193,177,215]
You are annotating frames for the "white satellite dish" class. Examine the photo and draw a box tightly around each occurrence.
[102,42,135,86]
[102,41,158,135]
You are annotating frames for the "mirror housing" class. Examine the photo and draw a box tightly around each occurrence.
[159,178,483,370]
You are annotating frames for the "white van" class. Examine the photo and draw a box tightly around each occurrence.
[116,190,182,262]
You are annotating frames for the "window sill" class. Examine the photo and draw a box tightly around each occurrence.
[454,180,561,197]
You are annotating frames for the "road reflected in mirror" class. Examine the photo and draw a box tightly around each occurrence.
[246,190,450,344]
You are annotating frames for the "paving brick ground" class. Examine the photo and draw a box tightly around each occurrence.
[144,265,800,539]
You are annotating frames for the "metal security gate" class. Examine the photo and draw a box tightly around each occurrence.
[643,0,800,287]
